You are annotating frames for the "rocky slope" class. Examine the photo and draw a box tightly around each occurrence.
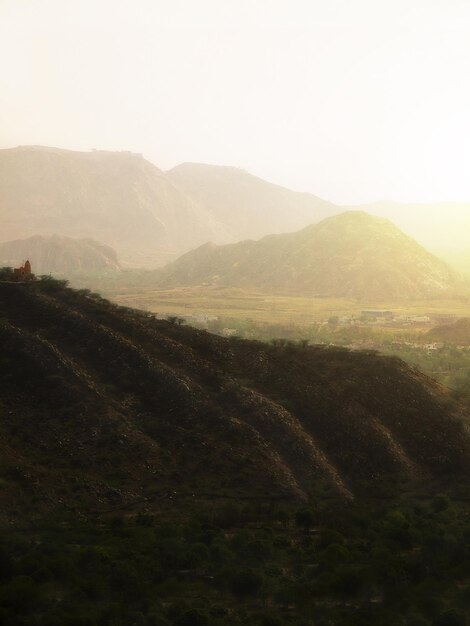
[152,211,464,299]
[0,278,469,521]
[0,235,121,274]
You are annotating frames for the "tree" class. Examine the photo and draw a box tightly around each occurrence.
[295,508,316,529]
[0,267,13,280]
[176,609,210,626]
[433,610,467,626]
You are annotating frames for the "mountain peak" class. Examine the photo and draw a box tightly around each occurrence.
[153,211,463,300]
[317,209,397,228]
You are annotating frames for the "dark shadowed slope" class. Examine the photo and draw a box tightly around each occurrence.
[152,211,464,299]
[167,162,337,241]
[0,235,121,274]
[0,279,469,522]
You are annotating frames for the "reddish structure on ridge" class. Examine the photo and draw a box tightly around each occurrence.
[13,260,32,281]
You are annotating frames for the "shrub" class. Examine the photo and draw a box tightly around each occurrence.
[230,569,264,597]
[295,507,316,529]
[176,609,210,626]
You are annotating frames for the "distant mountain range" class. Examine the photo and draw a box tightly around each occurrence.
[151,211,464,300]
[2,145,469,279]
[0,146,336,267]
[1,278,469,520]
[0,235,120,275]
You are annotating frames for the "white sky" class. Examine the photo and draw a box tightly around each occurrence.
[1,0,470,204]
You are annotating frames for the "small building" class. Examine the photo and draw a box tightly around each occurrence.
[411,316,431,324]
[13,260,33,281]
[424,342,444,352]
[221,328,237,338]
[394,314,431,324]
[361,309,393,320]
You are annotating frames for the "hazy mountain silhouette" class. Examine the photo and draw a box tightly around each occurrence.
[167,162,337,241]
[0,235,120,274]
[0,146,231,266]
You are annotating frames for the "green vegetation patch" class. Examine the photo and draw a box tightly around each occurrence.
[0,498,468,625]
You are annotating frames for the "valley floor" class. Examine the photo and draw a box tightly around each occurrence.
[106,287,470,326]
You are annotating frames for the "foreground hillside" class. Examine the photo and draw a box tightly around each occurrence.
[0,235,121,274]
[152,211,463,299]
[0,278,469,523]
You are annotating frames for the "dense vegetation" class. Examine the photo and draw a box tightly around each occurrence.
[0,497,469,626]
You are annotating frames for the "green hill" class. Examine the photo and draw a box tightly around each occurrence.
[151,211,464,299]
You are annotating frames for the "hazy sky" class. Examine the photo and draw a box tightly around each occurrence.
[2,0,470,204]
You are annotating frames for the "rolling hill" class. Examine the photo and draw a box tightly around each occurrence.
[0,235,121,275]
[151,211,464,300]
[0,277,469,522]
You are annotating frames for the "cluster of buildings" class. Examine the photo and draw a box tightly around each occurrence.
[337,309,437,327]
